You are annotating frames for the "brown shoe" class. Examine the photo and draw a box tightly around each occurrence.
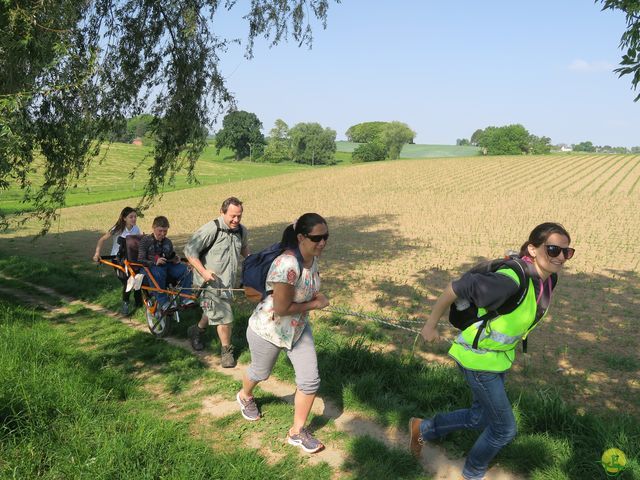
[409,417,424,458]
[221,344,236,368]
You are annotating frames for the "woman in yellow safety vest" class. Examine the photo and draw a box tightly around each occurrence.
[410,222,574,480]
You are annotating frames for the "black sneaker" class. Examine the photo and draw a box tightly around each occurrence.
[187,325,205,351]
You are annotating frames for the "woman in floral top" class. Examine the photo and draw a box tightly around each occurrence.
[237,213,330,453]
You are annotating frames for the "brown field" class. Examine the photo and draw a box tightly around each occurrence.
[2,153,639,415]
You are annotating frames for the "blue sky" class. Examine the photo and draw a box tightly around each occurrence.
[214,1,639,147]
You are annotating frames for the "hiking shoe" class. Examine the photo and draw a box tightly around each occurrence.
[236,391,260,421]
[187,325,205,351]
[409,417,424,458]
[120,301,130,316]
[287,427,324,453]
[221,345,236,368]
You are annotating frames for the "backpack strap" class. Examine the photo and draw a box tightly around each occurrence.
[264,247,305,297]
[471,258,530,350]
[199,219,244,261]
[199,219,221,261]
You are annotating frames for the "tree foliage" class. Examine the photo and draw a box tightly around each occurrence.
[352,140,388,162]
[573,141,597,152]
[110,114,156,143]
[470,129,484,146]
[262,119,291,163]
[345,122,387,143]
[599,0,640,101]
[528,134,552,154]
[0,0,334,233]
[475,124,536,155]
[380,121,415,159]
[289,122,336,165]
[347,120,415,161]
[473,125,553,155]
[215,110,265,160]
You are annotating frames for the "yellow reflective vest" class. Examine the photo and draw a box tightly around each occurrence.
[449,267,547,372]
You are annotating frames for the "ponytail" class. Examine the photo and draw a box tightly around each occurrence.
[280,212,327,249]
[280,224,298,249]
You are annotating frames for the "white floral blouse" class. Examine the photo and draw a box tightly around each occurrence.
[248,252,320,349]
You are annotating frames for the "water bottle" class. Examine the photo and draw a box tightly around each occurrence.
[455,298,471,311]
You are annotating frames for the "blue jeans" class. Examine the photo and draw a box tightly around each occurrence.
[419,365,517,480]
[147,263,193,306]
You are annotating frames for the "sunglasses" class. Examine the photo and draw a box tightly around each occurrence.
[544,244,575,259]
[305,233,329,243]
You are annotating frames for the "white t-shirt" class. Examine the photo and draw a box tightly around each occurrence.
[110,225,141,255]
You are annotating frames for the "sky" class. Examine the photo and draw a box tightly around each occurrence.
[212,1,639,147]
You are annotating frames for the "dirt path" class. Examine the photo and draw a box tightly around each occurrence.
[0,278,523,480]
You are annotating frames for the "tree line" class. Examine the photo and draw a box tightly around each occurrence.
[214,111,338,165]
[457,124,552,155]
[457,125,640,155]
[213,112,417,164]
[570,141,640,154]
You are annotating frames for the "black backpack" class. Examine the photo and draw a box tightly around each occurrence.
[241,243,304,302]
[449,256,541,351]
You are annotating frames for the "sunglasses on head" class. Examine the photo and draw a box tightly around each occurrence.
[544,244,575,259]
[305,233,329,243]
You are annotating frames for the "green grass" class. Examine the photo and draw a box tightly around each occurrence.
[336,141,481,158]
[1,142,311,214]
[1,254,638,480]
[0,299,334,479]
[399,144,481,158]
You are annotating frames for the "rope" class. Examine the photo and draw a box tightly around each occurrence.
[323,305,454,347]
[324,306,423,335]
[189,286,245,292]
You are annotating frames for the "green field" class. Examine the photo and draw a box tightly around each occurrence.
[335,141,481,158]
[0,143,311,214]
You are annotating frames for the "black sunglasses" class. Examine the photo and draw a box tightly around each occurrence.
[305,233,329,243]
[545,244,575,259]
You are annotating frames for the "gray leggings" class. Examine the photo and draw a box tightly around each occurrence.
[246,324,320,394]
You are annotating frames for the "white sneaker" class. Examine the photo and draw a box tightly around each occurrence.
[132,273,144,290]
[125,275,136,292]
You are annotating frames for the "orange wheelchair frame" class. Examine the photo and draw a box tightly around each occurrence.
[98,254,198,337]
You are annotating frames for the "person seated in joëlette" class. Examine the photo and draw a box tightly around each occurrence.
[137,215,194,310]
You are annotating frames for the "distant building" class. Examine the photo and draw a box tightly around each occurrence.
[557,144,573,152]
[132,137,143,146]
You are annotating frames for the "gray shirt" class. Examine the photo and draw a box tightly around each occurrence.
[184,216,248,296]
